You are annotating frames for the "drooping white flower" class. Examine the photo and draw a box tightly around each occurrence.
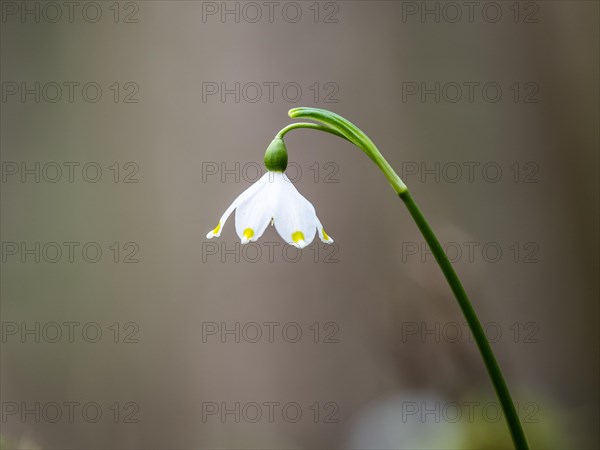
[206,171,333,249]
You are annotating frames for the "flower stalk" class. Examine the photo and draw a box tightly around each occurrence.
[284,107,529,450]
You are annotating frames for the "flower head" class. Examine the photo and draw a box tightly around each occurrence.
[206,138,333,249]
[206,171,333,248]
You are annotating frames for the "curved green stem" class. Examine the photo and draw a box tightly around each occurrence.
[284,107,529,450]
[400,190,529,449]
[288,108,407,194]
[276,122,350,141]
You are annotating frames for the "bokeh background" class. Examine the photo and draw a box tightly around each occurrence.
[1,1,598,448]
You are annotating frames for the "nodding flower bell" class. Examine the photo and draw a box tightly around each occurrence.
[206,137,333,249]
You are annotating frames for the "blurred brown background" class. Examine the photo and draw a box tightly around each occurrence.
[1,1,598,449]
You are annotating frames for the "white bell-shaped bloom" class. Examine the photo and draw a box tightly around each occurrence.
[206,172,333,248]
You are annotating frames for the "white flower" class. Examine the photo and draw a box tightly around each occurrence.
[206,172,333,249]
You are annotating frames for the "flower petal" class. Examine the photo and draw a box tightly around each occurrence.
[206,173,270,239]
[316,217,334,244]
[272,173,318,249]
[234,175,275,244]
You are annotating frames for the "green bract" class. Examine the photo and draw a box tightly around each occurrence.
[263,137,288,172]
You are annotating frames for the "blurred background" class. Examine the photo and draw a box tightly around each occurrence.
[1,1,598,448]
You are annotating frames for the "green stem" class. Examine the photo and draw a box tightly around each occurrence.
[283,107,529,450]
[400,190,529,450]
[277,122,350,141]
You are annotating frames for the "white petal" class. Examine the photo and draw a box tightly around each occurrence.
[206,173,270,239]
[316,217,334,244]
[272,173,318,249]
[234,175,276,244]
